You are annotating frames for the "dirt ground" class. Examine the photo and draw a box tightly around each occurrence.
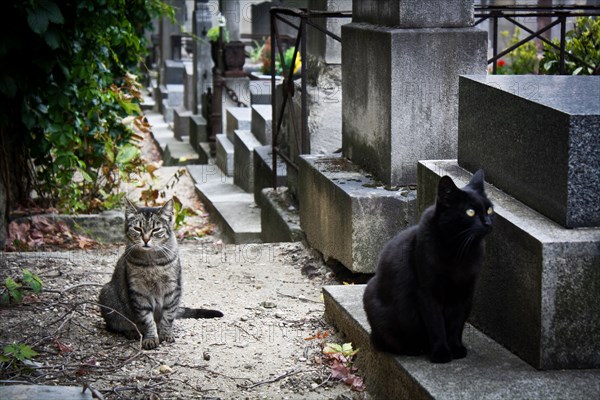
[0,239,370,400]
[0,152,371,398]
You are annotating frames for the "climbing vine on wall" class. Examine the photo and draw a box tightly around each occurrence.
[0,0,173,213]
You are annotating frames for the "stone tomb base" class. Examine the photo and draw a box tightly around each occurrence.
[418,160,600,370]
[298,154,417,273]
[323,285,600,400]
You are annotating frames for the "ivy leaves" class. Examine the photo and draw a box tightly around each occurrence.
[2,0,172,213]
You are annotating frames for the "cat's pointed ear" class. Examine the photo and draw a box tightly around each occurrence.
[124,198,138,219]
[468,169,485,193]
[437,176,459,206]
[159,198,174,225]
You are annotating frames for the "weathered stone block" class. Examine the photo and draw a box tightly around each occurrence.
[189,114,207,153]
[458,75,600,228]
[249,80,272,105]
[342,23,487,185]
[173,107,192,140]
[233,130,261,193]
[260,188,304,243]
[216,134,234,177]
[163,59,185,84]
[299,154,417,273]
[251,104,272,145]
[353,0,473,28]
[418,160,600,370]
[183,61,194,111]
[253,145,287,206]
[226,107,252,142]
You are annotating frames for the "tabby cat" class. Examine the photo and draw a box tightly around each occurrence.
[363,170,493,363]
[99,198,222,349]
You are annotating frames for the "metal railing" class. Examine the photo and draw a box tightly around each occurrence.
[475,4,600,74]
[269,4,600,188]
[269,7,351,187]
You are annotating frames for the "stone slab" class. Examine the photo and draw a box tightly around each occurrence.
[251,104,272,145]
[0,385,93,400]
[342,23,487,185]
[183,60,194,111]
[233,130,262,193]
[164,59,185,84]
[163,140,201,166]
[323,284,600,400]
[188,165,261,244]
[249,80,272,105]
[216,134,234,177]
[298,154,417,273]
[253,145,288,207]
[189,114,207,153]
[353,0,473,28]
[458,75,600,228]
[260,188,304,243]
[418,160,600,370]
[226,107,252,142]
[173,106,192,140]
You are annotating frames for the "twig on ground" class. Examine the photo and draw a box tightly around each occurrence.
[276,290,321,303]
[237,368,305,390]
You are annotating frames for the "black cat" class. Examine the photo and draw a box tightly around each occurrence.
[363,170,494,363]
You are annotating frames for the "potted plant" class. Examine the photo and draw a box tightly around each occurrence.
[207,26,229,67]
[206,26,245,76]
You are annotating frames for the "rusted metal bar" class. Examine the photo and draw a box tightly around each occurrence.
[559,14,567,75]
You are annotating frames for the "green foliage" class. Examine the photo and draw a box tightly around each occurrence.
[498,28,540,74]
[247,40,265,64]
[0,0,173,213]
[262,46,302,76]
[1,269,43,305]
[207,26,230,43]
[542,16,600,75]
[323,342,359,359]
[0,343,39,364]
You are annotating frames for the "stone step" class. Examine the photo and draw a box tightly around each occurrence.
[251,104,272,145]
[233,129,262,193]
[216,134,234,177]
[141,93,156,112]
[298,154,417,273]
[197,142,213,165]
[226,106,252,142]
[260,187,304,243]
[188,165,261,244]
[323,284,600,400]
[253,145,287,207]
[162,140,201,166]
[418,160,600,370]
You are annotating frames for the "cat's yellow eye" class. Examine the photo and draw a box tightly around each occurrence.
[466,209,476,217]
[487,207,494,215]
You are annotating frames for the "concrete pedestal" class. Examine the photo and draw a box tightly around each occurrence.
[342,23,487,185]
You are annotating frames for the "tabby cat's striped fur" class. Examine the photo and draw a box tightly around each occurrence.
[99,198,222,349]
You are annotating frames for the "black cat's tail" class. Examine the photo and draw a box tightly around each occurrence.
[176,307,223,319]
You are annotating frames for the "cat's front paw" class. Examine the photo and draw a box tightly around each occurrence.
[160,334,175,343]
[142,337,160,350]
[451,345,467,359]
[430,346,453,363]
